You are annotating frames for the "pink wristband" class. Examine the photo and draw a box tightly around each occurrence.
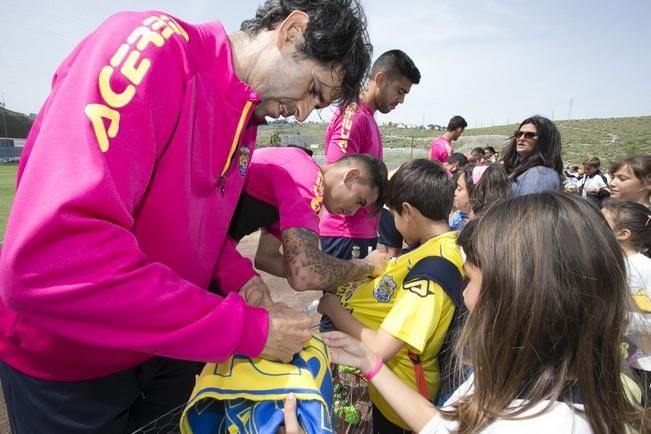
[363,356,383,381]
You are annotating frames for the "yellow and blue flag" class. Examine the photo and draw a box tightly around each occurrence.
[180,335,334,434]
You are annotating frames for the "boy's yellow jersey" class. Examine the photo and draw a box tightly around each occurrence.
[336,231,463,429]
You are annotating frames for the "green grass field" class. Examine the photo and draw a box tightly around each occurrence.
[0,166,17,238]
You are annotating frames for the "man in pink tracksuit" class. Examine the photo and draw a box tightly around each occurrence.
[0,2,372,432]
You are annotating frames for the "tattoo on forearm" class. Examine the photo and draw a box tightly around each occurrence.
[282,228,373,290]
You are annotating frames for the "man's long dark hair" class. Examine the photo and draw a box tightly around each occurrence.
[241,0,372,107]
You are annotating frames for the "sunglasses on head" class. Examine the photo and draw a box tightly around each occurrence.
[514,131,537,139]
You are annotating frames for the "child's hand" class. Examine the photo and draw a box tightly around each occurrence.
[321,331,378,374]
[278,393,304,434]
[362,249,390,277]
[317,293,339,315]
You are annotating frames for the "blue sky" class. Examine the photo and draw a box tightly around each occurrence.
[1,0,649,128]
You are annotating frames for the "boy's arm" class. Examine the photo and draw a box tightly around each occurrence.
[319,293,403,360]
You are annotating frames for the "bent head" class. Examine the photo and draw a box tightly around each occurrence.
[322,154,388,216]
[368,50,421,114]
[446,115,467,141]
[240,0,372,120]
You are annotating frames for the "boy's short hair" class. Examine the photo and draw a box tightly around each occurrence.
[385,159,454,221]
[583,156,601,167]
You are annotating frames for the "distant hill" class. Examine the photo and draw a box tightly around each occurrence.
[0,106,35,138]
[258,116,651,164]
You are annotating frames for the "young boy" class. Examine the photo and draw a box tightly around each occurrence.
[579,156,610,207]
[319,159,463,433]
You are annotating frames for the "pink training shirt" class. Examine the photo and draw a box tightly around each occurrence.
[245,147,324,236]
[0,12,269,381]
[319,101,382,239]
[218,147,325,288]
[429,135,453,163]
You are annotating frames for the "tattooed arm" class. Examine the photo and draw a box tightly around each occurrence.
[281,227,389,292]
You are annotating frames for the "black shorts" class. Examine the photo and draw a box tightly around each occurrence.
[0,357,202,434]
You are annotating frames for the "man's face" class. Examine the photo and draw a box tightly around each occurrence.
[253,59,343,121]
[323,171,379,216]
[375,74,413,114]
[451,127,465,141]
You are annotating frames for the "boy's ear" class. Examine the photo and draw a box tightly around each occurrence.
[401,201,415,218]
[275,10,309,48]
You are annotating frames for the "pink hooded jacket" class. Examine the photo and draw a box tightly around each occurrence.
[0,11,267,381]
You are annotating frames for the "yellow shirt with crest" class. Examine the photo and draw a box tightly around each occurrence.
[336,231,463,429]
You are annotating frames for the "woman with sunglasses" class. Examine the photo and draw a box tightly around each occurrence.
[501,115,563,196]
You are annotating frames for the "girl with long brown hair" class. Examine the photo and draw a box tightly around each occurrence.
[322,192,649,433]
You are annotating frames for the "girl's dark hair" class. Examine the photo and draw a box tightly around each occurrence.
[501,115,563,180]
[240,0,372,107]
[385,159,454,221]
[460,164,512,216]
[448,192,649,433]
[602,199,651,256]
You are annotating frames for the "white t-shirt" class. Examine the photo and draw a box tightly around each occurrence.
[579,173,607,198]
[420,376,591,434]
[627,253,651,299]
[625,253,651,371]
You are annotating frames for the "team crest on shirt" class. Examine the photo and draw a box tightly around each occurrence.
[238,146,250,176]
[373,275,396,303]
[403,278,434,298]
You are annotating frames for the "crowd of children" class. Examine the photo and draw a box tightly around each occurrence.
[314,145,651,432]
